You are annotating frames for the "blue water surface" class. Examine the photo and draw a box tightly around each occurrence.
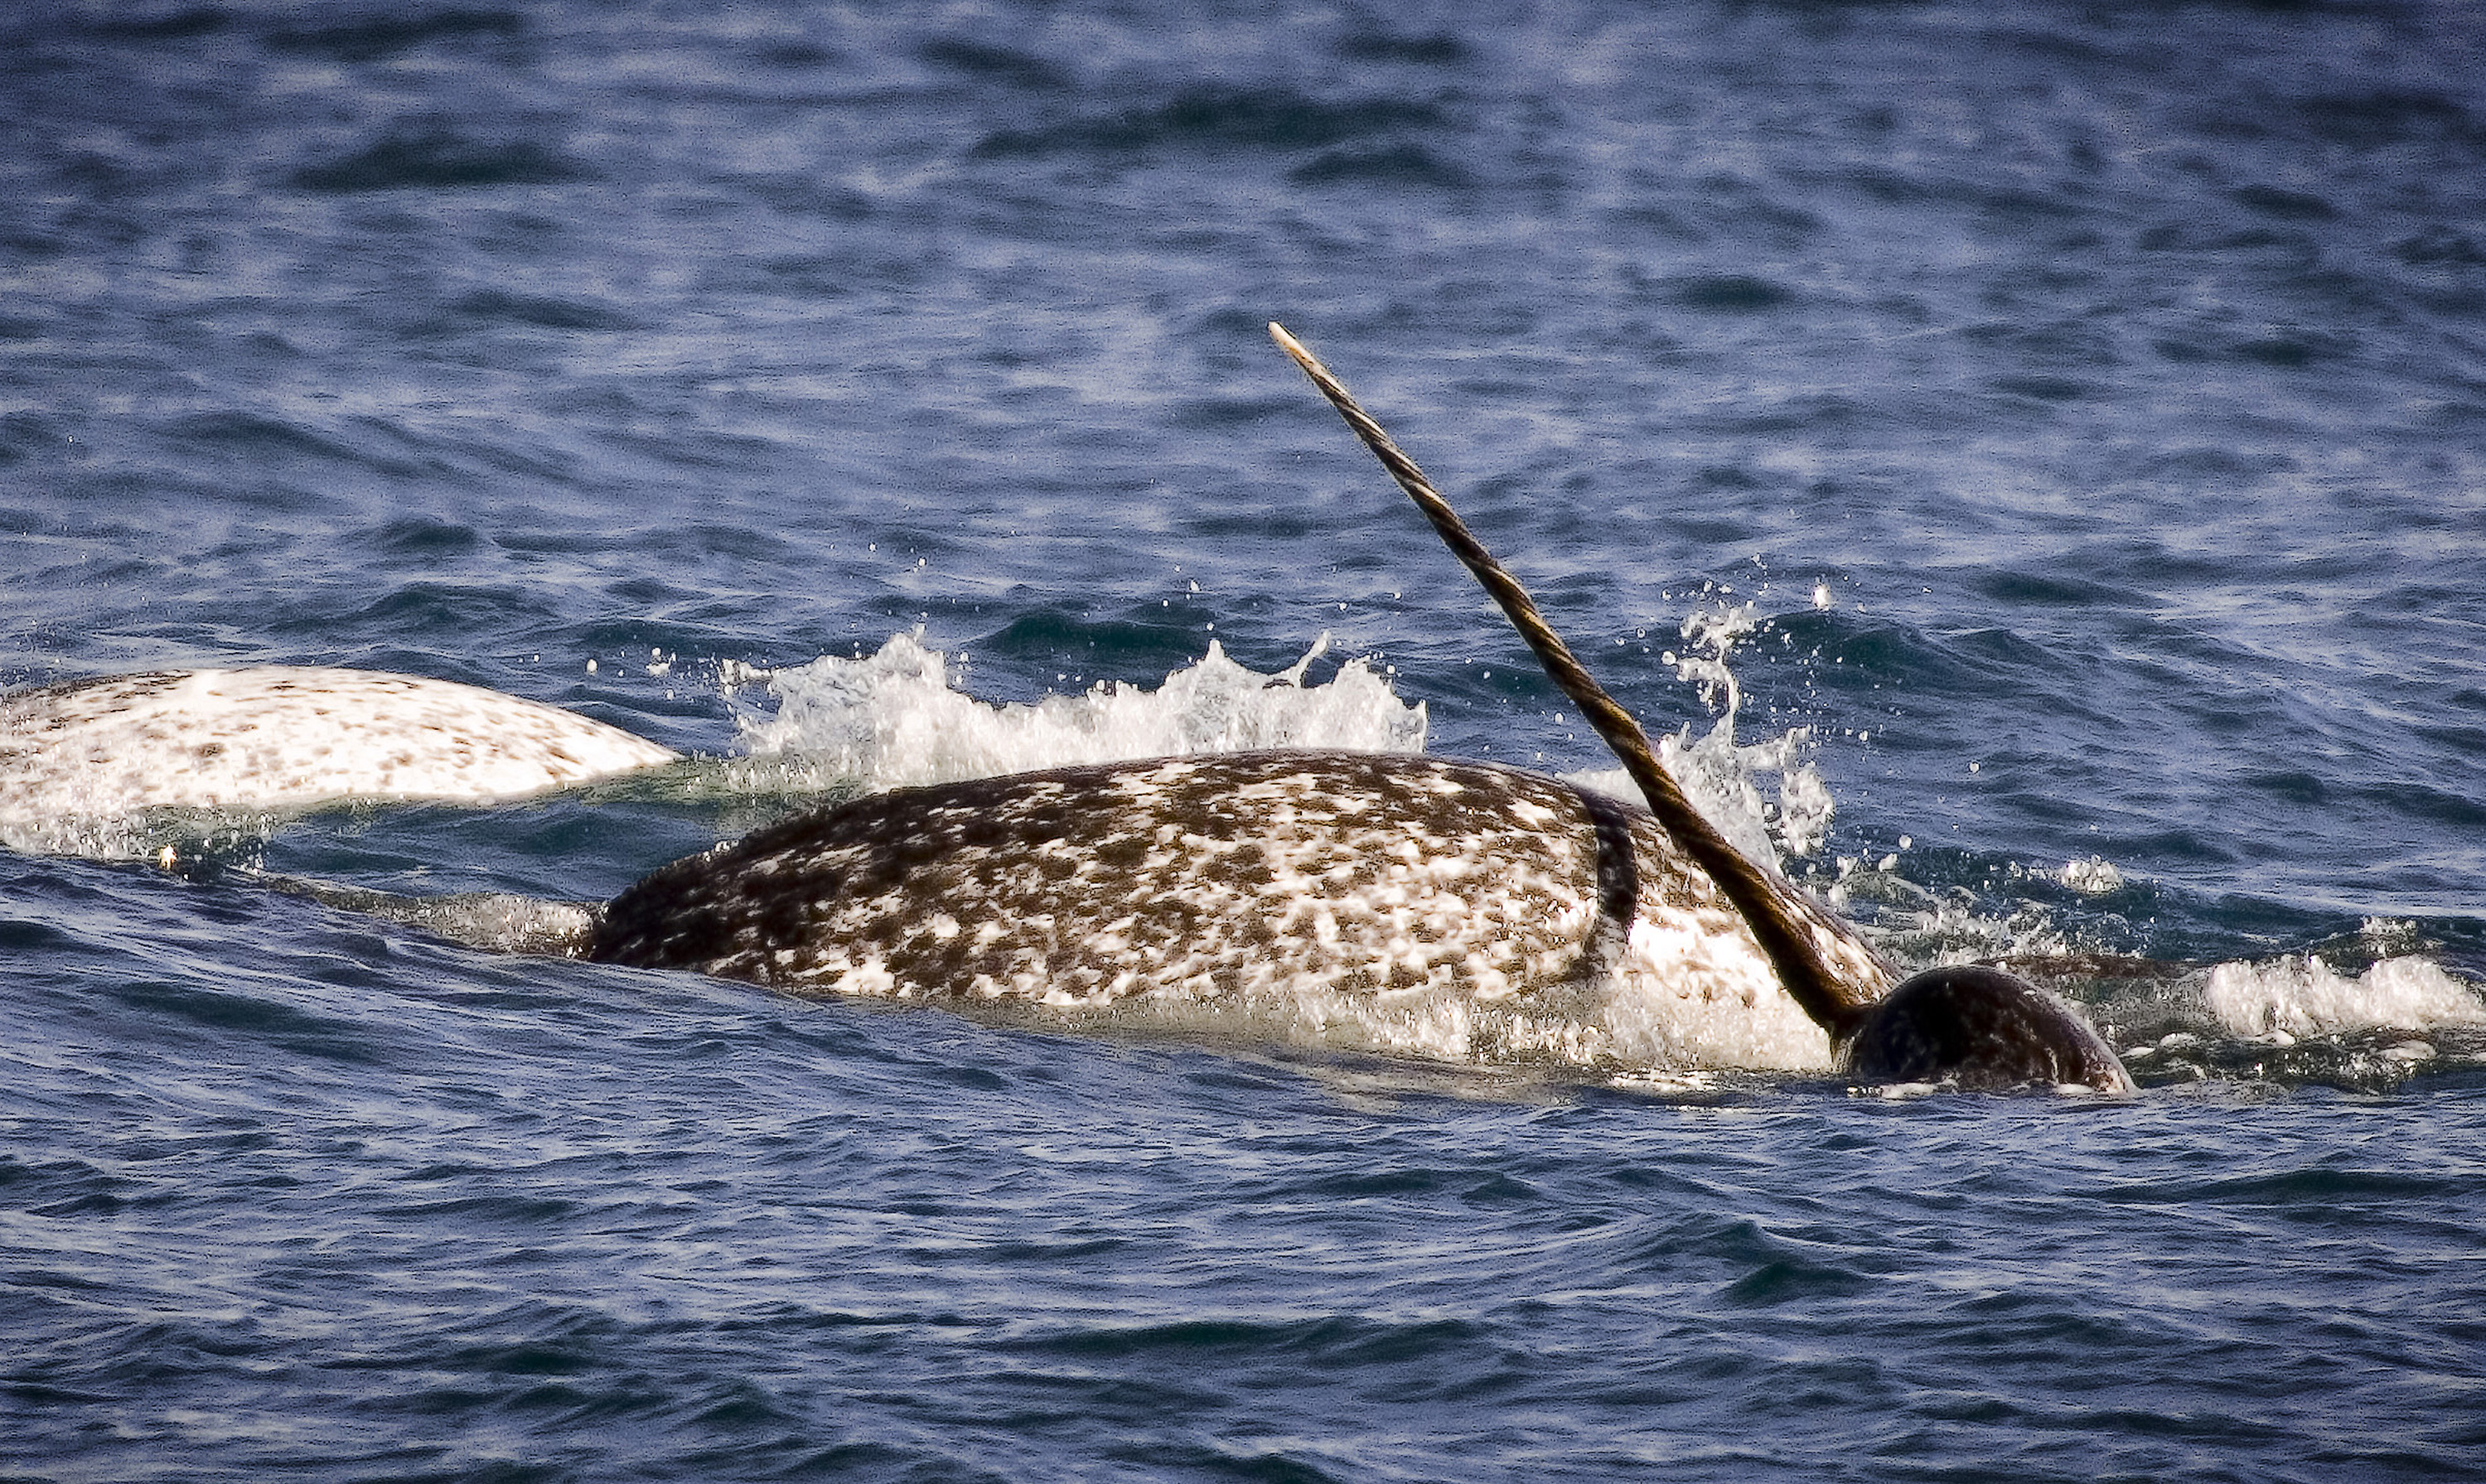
[5,2,2485,1479]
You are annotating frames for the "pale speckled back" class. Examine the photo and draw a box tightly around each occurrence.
[0,667,678,829]
[593,750,1892,1072]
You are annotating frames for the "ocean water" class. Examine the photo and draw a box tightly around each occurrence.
[6,1,2486,1479]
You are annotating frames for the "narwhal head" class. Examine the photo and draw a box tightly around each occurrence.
[1840,964,2133,1093]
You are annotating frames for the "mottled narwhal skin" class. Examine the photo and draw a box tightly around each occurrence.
[591,749,1894,1072]
[0,667,678,821]
[589,749,2131,1090]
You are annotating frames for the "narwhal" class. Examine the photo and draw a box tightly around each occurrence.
[0,665,675,825]
[583,326,2131,1091]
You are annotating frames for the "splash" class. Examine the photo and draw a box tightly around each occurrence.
[0,809,286,868]
[2061,856,2124,896]
[2203,955,2486,1038]
[747,615,1835,881]
[1569,601,1834,873]
[731,631,1427,790]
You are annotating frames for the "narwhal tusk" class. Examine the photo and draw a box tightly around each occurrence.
[1268,320,1875,1041]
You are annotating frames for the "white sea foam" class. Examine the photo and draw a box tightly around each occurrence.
[732,631,1427,789]
[737,620,1835,881]
[2061,856,2124,895]
[2203,955,2486,1037]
